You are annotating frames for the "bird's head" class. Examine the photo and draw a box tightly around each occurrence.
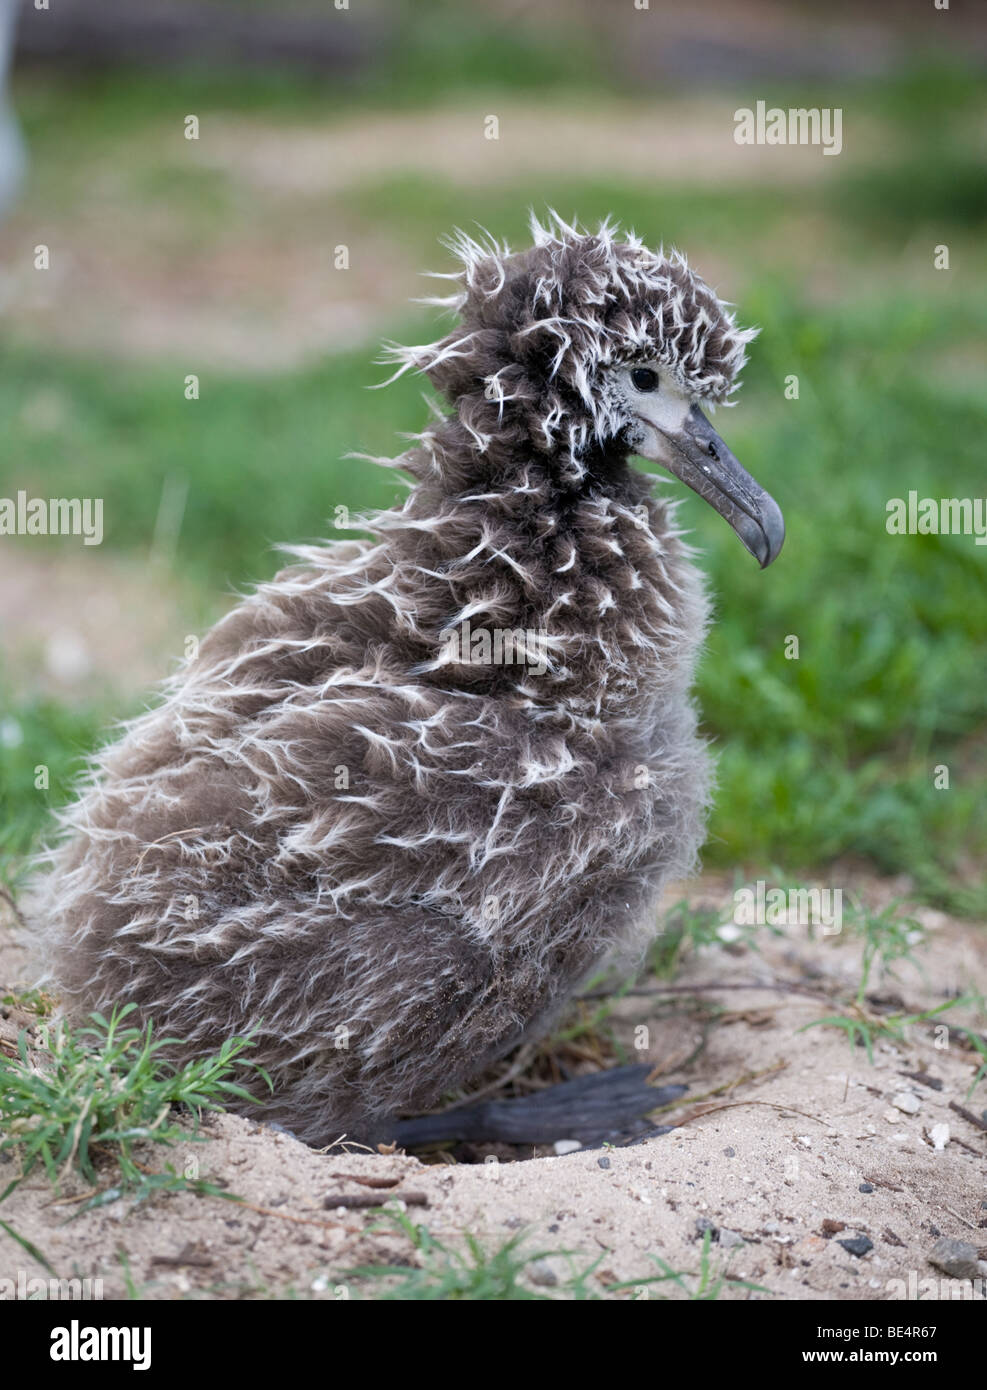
[381,212,784,568]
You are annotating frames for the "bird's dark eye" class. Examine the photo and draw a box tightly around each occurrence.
[630,367,659,393]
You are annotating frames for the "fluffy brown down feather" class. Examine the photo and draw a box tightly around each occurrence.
[33,214,757,1143]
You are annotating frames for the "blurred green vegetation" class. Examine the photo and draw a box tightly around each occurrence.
[1,50,985,915]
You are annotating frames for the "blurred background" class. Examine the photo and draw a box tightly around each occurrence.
[0,0,984,913]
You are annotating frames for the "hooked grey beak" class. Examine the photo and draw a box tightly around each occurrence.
[658,404,785,568]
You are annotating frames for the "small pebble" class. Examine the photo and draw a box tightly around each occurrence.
[839,1236,873,1258]
[719,1229,745,1249]
[527,1259,558,1287]
[723,1147,736,1158]
[928,1236,980,1280]
[892,1091,921,1115]
[929,1123,950,1152]
[553,1139,581,1155]
[597,1156,611,1169]
[859,1183,874,1193]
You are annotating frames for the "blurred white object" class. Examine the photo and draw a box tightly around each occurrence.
[929,1123,950,1152]
[0,716,24,748]
[0,0,25,220]
[45,630,92,684]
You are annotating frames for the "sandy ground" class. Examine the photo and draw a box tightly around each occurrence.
[2,872,985,1301]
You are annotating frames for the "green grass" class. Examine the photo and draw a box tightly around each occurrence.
[799,997,967,1067]
[955,1028,987,1096]
[0,1002,268,1205]
[795,899,986,1071]
[0,1000,271,1274]
[342,1210,761,1300]
[0,693,116,886]
[842,899,928,1007]
[344,1211,605,1300]
[630,1229,768,1301]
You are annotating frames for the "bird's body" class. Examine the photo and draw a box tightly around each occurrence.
[35,217,782,1144]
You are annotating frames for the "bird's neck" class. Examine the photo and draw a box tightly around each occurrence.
[381,419,701,714]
